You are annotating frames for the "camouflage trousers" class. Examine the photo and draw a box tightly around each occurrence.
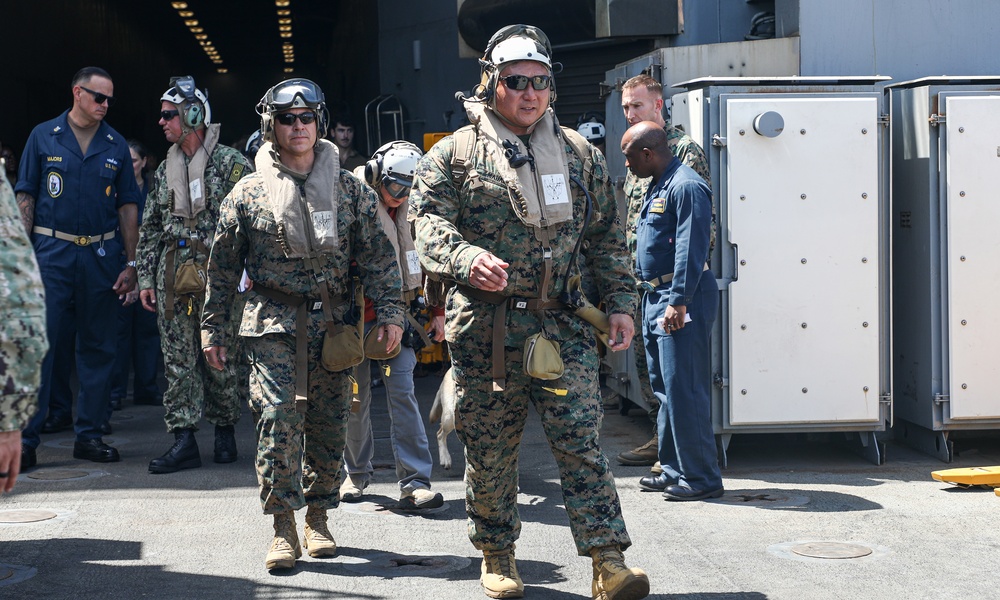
[156,290,241,432]
[246,333,353,514]
[450,333,631,556]
[633,302,659,424]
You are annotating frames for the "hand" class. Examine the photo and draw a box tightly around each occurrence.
[469,252,509,292]
[140,288,157,312]
[376,324,404,354]
[0,430,23,494]
[606,313,634,352]
[204,345,228,371]
[122,289,139,307]
[113,265,137,295]
[662,304,687,332]
[428,315,446,343]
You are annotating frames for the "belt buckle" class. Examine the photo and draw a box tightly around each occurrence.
[514,299,528,310]
[311,301,323,312]
[75,235,91,246]
[638,281,655,293]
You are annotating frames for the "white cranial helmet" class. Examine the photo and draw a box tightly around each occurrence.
[489,36,551,69]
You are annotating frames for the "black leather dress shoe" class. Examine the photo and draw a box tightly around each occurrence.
[100,422,113,435]
[662,484,724,501]
[638,472,678,492]
[41,414,72,434]
[21,444,37,470]
[73,439,121,463]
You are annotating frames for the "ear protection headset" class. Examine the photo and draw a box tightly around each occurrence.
[469,24,559,106]
[161,76,211,130]
[256,78,329,145]
[364,141,422,189]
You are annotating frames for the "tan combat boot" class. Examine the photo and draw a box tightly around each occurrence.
[481,545,524,598]
[303,504,338,557]
[265,512,302,570]
[590,546,649,600]
[616,436,658,466]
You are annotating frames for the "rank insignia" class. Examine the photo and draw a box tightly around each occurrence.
[650,198,667,214]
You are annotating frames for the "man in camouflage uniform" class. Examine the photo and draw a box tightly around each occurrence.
[412,25,649,600]
[201,79,404,571]
[137,77,251,474]
[0,170,48,492]
[617,74,713,479]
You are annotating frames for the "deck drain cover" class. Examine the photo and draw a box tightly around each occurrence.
[343,552,470,577]
[717,492,809,508]
[26,469,89,481]
[791,542,873,559]
[0,509,58,524]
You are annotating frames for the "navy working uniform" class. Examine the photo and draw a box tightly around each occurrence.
[16,111,140,450]
[635,155,721,492]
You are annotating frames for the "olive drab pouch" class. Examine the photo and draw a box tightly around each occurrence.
[523,332,564,380]
[320,279,365,372]
[174,259,207,295]
[364,325,401,361]
[321,325,364,372]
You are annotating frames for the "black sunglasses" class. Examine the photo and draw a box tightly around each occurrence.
[274,111,318,126]
[160,109,179,121]
[500,74,551,91]
[79,85,115,106]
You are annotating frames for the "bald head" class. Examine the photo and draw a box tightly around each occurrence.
[621,121,671,179]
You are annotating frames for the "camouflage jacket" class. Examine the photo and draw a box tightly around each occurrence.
[137,143,251,290]
[201,168,404,348]
[411,130,637,347]
[624,125,711,255]
[0,173,48,432]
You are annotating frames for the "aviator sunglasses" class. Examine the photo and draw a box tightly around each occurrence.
[79,86,115,106]
[274,111,318,126]
[160,109,179,121]
[500,74,551,91]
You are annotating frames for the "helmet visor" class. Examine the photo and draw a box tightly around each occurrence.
[383,178,412,199]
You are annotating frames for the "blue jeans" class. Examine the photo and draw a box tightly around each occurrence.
[344,321,435,492]
[643,274,722,490]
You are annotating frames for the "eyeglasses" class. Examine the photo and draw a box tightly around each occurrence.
[383,179,411,199]
[160,109,180,121]
[274,111,318,126]
[500,74,551,91]
[79,86,115,106]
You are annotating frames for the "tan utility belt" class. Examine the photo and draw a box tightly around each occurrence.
[638,263,710,292]
[33,226,116,247]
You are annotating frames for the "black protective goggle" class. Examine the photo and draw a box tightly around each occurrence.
[160,110,179,121]
[500,74,551,91]
[80,86,115,106]
[383,179,411,199]
[274,111,318,126]
[269,81,324,109]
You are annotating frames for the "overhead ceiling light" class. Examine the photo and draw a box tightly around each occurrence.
[171,2,188,9]
[184,19,198,26]
[279,26,292,32]
[217,68,228,74]
[284,67,294,73]
[178,11,194,17]
[278,18,291,24]
[277,9,290,16]
[280,32,292,38]
[190,27,203,33]
[275,0,291,6]
[195,34,207,40]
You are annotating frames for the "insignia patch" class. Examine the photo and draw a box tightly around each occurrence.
[650,198,667,214]
[47,172,63,198]
[229,162,245,183]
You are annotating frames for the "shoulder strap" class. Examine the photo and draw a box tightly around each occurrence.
[559,126,594,190]
[450,124,479,189]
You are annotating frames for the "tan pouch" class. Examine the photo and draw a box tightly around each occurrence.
[364,326,401,360]
[321,324,364,372]
[523,332,564,380]
[174,259,207,295]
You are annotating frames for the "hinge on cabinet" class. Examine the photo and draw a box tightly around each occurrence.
[599,79,622,99]
[933,393,949,405]
[712,134,727,147]
[929,114,946,127]
[879,393,891,405]
[877,113,890,127]
[713,373,728,389]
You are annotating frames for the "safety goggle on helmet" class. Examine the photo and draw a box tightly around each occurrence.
[257,78,329,142]
[160,75,212,125]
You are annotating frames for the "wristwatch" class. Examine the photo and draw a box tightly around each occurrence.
[126,260,137,268]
